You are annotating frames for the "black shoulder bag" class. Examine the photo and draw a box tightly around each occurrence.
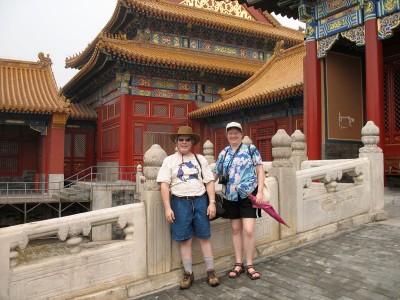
[194,154,225,220]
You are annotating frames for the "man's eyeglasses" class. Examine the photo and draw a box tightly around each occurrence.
[178,138,192,142]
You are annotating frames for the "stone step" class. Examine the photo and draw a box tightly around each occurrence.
[59,189,76,197]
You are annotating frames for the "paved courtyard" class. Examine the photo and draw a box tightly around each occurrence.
[134,188,400,300]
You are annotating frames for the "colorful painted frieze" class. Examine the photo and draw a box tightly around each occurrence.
[316,0,359,20]
[150,32,269,61]
[317,5,363,38]
[377,0,400,17]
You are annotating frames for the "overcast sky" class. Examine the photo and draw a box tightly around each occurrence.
[0,0,303,88]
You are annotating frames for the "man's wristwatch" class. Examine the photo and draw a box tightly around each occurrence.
[209,199,216,204]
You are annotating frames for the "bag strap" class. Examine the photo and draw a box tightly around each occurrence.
[248,144,255,163]
[194,154,204,180]
[224,143,242,174]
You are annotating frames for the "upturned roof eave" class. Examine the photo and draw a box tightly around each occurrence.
[62,38,264,97]
[188,84,304,119]
[65,0,304,69]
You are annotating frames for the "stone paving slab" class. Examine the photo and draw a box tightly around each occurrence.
[134,202,400,300]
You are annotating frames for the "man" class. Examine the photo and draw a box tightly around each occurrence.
[157,126,220,289]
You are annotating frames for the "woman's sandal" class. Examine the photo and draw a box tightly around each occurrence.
[228,263,244,278]
[246,265,260,280]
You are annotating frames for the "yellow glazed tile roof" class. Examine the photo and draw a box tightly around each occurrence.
[188,43,306,119]
[99,37,263,75]
[63,37,265,92]
[125,0,304,40]
[69,103,97,120]
[65,0,304,69]
[0,54,69,114]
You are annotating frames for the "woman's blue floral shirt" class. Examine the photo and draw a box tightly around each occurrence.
[214,144,262,201]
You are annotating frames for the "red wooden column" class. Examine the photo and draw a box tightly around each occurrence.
[304,40,322,159]
[119,94,129,179]
[46,113,67,191]
[365,18,384,148]
[47,113,67,175]
[96,107,103,164]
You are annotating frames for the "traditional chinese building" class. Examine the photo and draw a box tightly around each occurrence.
[189,42,306,160]
[236,0,400,176]
[62,0,304,171]
[0,54,97,184]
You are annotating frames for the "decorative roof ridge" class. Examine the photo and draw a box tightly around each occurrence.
[69,102,97,120]
[62,36,264,96]
[219,42,305,101]
[127,0,269,20]
[126,0,300,33]
[63,49,102,92]
[0,54,71,114]
[65,0,304,69]
[188,83,303,119]
[262,11,281,27]
[65,0,124,69]
[0,55,50,70]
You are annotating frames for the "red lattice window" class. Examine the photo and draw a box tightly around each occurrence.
[134,126,143,155]
[215,129,227,158]
[102,107,108,122]
[0,125,18,135]
[134,102,149,116]
[64,134,71,158]
[102,126,119,156]
[108,105,115,119]
[144,124,175,154]
[384,64,389,133]
[384,61,400,144]
[115,101,121,117]
[74,134,86,158]
[256,126,275,137]
[0,141,19,174]
[173,105,186,118]
[394,67,400,132]
[250,122,276,161]
[102,102,119,122]
[258,139,268,160]
[147,123,173,133]
[153,104,169,117]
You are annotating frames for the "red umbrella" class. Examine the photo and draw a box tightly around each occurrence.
[238,188,290,228]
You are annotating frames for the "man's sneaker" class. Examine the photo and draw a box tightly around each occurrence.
[179,271,194,290]
[206,269,220,287]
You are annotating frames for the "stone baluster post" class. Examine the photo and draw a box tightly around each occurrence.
[242,135,252,145]
[359,121,386,217]
[203,140,215,165]
[57,221,91,254]
[135,164,144,201]
[268,129,297,237]
[9,233,28,268]
[141,144,170,275]
[290,130,307,171]
[91,185,113,241]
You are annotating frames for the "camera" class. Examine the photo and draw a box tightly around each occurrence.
[219,174,229,185]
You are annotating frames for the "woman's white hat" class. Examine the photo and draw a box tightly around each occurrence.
[226,122,242,132]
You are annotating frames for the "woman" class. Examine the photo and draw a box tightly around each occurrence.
[214,122,265,280]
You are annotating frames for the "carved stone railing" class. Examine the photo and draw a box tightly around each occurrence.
[292,121,385,233]
[0,121,388,300]
[0,203,146,300]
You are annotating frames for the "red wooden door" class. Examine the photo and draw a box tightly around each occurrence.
[249,121,276,162]
[64,131,88,178]
[384,59,400,172]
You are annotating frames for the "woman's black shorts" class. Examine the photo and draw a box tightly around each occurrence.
[222,187,258,219]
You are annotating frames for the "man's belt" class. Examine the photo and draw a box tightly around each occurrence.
[172,194,204,200]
